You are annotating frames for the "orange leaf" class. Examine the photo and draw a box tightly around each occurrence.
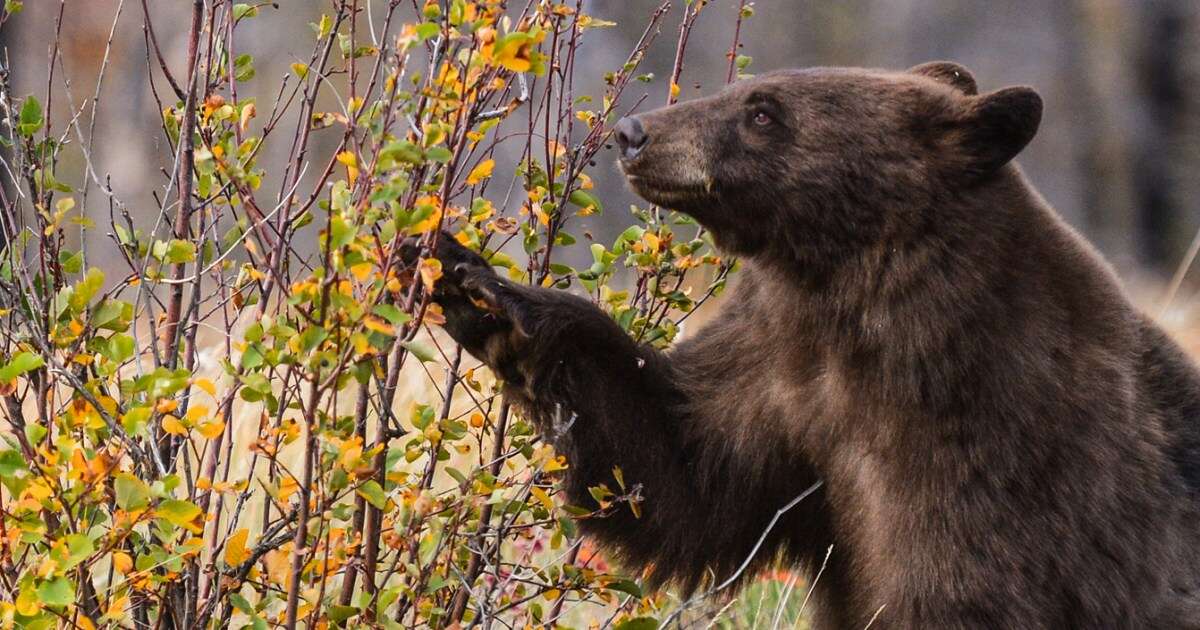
[112,552,133,574]
[225,528,249,566]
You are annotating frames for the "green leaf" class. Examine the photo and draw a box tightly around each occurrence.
[58,249,83,274]
[24,422,46,447]
[400,340,435,363]
[4,1,24,16]
[106,333,135,363]
[37,577,72,608]
[240,345,264,370]
[372,304,412,327]
[312,13,333,39]
[157,499,201,527]
[329,216,356,250]
[229,592,255,614]
[165,239,196,264]
[298,326,329,353]
[233,53,256,82]
[414,22,439,41]
[384,139,427,164]
[0,352,43,381]
[329,604,359,623]
[114,473,150,510]
[356,480,387,509]
[17,96,42,137]
[70,267,105,313]
[606,578,642,598]
[121,406,151,436]
[568,189,603,214]
[243,321,264,343]
[0,450,26,479]
[424,146,453,163]
[62,534,94,570]
[232,3,258,19]
[380,140,422,165]
[91,299,127,329]
[32,168,72,194]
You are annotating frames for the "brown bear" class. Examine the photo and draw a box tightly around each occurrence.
[414,62,1200,628]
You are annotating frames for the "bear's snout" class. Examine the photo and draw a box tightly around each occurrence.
[614,116,649,161]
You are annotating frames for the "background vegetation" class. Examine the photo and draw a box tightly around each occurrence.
[0,0,769,627]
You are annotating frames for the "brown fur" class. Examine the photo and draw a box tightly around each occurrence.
[418,63,1200,628]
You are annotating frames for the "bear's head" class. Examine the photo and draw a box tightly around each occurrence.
[615,62,1042,271]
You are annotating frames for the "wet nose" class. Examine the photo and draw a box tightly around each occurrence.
[614,116,648,160]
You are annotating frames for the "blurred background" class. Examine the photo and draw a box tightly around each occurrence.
[4,0,1200,313]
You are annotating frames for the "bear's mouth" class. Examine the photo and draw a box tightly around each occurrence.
[621,171,712,208]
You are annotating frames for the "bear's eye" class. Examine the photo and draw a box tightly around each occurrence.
[752,110,774,127]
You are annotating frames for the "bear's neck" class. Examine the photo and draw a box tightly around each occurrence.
[737,167,1086,388]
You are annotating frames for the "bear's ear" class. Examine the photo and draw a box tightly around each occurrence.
[909,61,977,95]
[955,86,1042,176]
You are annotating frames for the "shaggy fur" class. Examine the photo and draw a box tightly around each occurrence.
[419,63,1200,628]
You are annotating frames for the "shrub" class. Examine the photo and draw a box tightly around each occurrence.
[0,1,751,627]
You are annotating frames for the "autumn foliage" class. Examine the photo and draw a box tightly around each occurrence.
[0,0,748,627]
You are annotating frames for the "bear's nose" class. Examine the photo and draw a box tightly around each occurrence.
[614,116,648,160]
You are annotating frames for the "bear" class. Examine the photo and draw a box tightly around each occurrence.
[410,62,1200,628]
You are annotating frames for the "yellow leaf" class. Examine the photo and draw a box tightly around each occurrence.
[225,528,249,566]
[185,404,209,423]
[419,257,443,293]
[193,377,217,397]
[543,455,568,473]
[337,151,359,186]
[264,548,292,588]
[670,82,681,100]
[643,232,660,253]
[422,302,446,326]
[161,415,188,436]
[106,596,129,618]
[499,56,531,73]
[15,586,40,616]
[409,196,443,235]
[112,552,133,574]
[350,262,373,281]
[465,159,495,185]
[197,419,225,440]
[363,316,395,336]
[530,486,555,511]
[339,438,364,470]
[291,63,309,79]
[279,476,299,503]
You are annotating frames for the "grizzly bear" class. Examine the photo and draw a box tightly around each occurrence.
[413,63,1200,628]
